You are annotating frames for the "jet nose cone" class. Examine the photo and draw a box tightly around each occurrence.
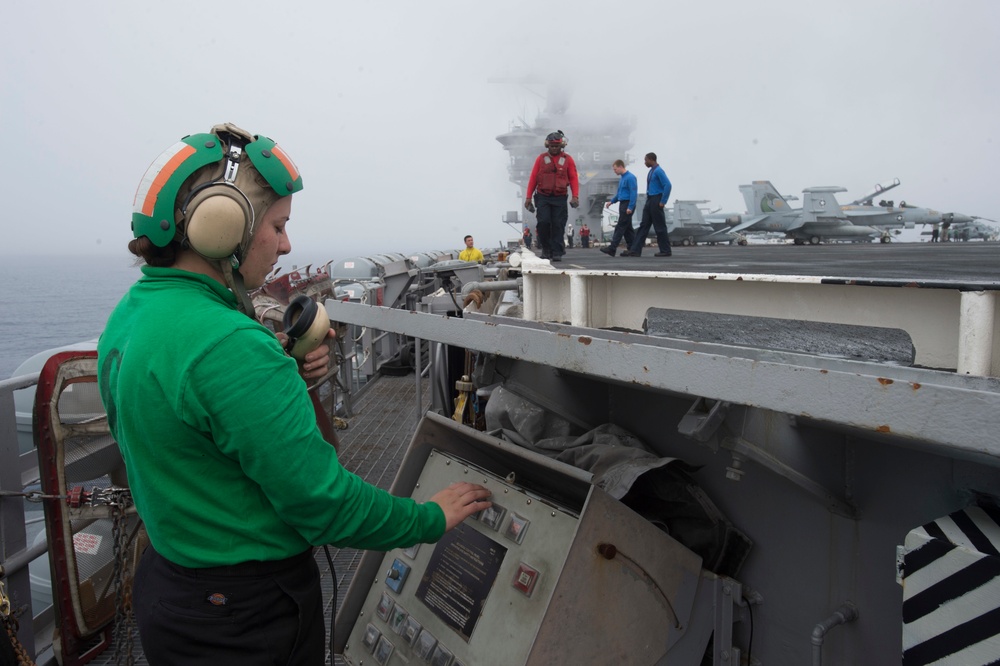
[951,213,974,224]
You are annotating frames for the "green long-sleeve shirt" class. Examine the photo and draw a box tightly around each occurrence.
[97,266,444,568]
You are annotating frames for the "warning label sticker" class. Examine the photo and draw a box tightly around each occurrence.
[73,532,102,556]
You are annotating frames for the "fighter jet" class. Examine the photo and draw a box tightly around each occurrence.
[729,181,878,244]
[733,180,976,244]
[668,200,746,246]
[839,178,975,242]
[602,197,744,246]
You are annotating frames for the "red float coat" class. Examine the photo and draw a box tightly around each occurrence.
[526,150,580,198]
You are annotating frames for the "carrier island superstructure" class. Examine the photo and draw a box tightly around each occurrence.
[496,92,636,242]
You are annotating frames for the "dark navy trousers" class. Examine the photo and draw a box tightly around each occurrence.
[534,194,568,258]
[133,546,325,665]
[608,201,636,254]
[630,193,672,256]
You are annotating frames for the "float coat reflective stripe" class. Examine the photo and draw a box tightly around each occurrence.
[536,154,570,195]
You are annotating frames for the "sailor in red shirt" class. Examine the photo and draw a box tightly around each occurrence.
[524,131,579,262]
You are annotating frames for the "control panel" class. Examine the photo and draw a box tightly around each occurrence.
[335,412,703,666]
[343,449,579,666]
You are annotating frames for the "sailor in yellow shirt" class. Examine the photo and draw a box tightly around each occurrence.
[459,234,485,263]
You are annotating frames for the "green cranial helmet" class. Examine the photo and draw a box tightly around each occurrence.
[131,123,303,252]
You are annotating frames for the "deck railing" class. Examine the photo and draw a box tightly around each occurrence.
[0,372,55,665]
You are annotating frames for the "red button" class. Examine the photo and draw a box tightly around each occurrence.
[512,563,539,597]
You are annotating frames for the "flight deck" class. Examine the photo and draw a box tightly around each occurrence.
[553,240,1000,284]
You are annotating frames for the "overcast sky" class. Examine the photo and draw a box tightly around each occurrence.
[3,0,998,266]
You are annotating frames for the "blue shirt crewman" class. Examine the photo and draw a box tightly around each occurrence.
[625,152,672,257]
[602,159,637,256]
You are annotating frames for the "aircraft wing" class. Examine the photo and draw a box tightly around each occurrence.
[727,215,769,234]
[702,228,737,241]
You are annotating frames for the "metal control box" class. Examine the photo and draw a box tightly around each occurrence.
[335,412,704,666]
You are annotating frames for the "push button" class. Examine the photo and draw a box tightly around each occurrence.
[375,591,394,621]
[504,513,530,544]
[401,615,423,646]
[414,628,438,660]
[431,642,455,665]
[512,562,540,597]
[362,623,381,653]
[479,503,506,531]
[373,635,394,665]
[388,603,408,635]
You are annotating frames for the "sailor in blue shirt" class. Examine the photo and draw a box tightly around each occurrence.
[625,153,673,257]
[602,159,637,256]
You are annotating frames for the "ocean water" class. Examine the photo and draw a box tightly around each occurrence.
[0,254,141,380]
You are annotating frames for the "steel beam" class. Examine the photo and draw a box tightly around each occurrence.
[517,264,1000,375]
[323,300,1000,463]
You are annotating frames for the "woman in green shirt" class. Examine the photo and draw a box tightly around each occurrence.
[98,124,491,665]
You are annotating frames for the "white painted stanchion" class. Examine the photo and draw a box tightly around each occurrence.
[570,273,589,328]
[957,290,997,376]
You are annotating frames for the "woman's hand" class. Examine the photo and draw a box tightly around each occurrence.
[427,482,493,531]
[277,328,336,381]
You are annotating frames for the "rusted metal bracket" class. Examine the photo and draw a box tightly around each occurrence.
[678,397,730,445]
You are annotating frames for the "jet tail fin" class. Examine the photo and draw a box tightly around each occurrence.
[801,187,848,222]
[740,181,791,215]
[674,200,709,225]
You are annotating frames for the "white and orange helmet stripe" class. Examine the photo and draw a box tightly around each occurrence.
[133,141,197,218]
[269,144,300,183]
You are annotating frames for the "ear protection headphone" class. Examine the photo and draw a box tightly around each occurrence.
[178,136,255,260]
[132,128,303,258]
[181,172,254,259]
[282,295,330,361]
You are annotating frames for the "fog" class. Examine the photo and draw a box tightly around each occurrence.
[3,0,998,266]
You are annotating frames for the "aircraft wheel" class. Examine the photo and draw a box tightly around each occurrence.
[880,236,890,244]
[738,239,748,246]
[809,236,821,245]
[794,238,805,245]
[682,238,692,246]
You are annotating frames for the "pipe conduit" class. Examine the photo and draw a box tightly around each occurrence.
[811,602,859,666]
